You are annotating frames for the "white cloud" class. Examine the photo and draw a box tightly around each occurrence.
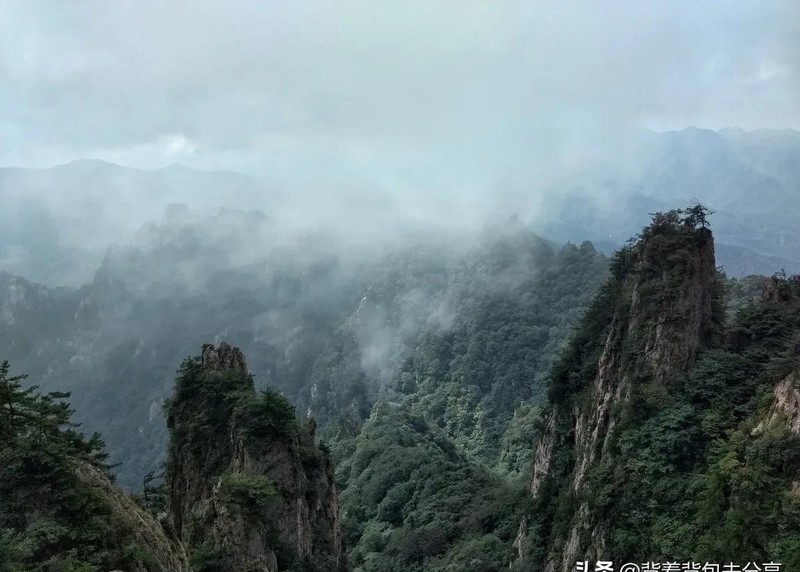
[163,134,198,156]
[0,0,797,188]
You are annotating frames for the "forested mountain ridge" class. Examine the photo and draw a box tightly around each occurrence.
[0,212,609,488]
[0,161,276,287]
[2,129,798,292]
[4,204,800,570]
[0,360,191,572]
[0,343,343,572]
[312,227,609,477]
[515,207,800,570]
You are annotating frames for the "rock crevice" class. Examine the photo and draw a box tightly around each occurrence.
[167,342,343,571]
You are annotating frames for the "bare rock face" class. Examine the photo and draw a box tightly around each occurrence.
[753,278,800,438]
[758,373,800,436]
[512,516,529,563]
[524,214,718,572]
[629,227,716,381]
[203,434,342,571]
[201,341,247,373]
[166,342,343,571]
[530,413,556,498]
[773,374,800,435]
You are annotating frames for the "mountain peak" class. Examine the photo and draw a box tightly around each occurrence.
[55,158,133,172]
[200,341,247,374]
[525,207,721,569]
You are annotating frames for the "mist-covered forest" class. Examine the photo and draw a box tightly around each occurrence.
[3,2,800,571]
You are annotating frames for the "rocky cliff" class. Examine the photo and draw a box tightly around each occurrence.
[166,342,343,572]
[517,208,800,570]
[520,208,722,571]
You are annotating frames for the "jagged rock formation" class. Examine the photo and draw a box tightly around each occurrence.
[520,208,721,571]
[201,342,248,374]
[517,208,800,571]
[755,276,800,437]
[762,273,800,305]
[759,373,800,435]
[166,342,343,572]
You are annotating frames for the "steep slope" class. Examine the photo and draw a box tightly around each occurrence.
[384,237,606,479]
[0,208,362,488]
[0,213,608,488]
[324,234,606,571]
[525,206,720,570]
[166,343,343,572]
[518,208,800,570]
[334,403,528,572]
[1,343,346,572]
[0,360,189,572]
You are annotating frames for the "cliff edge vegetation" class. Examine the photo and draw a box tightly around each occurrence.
[0,360,189,572]
[515,206,800,571]
[166,342,343,572]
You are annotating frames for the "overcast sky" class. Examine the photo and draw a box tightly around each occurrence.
[1,0,798,193]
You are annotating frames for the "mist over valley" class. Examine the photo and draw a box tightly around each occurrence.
[2,2,799,571]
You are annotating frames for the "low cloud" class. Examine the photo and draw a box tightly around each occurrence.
[1,1,797,187]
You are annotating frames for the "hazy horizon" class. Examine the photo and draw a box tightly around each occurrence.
[3,1,798,187]
[2,2,799,286]
[4,123,798,172]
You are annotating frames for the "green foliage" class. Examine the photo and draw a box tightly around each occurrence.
[426,534,508,572]
[190,539,227,572]
[496,404,543,482]
[384,237,607,476]
[337,405,529,572]
[236,388,298,440]
[137,469,168,514]
[523,215,800,567]
[219,472,278,516]
[165,356,303,490]
[0,360,161,572]
[547,277,619,404]
[694,423,800,564]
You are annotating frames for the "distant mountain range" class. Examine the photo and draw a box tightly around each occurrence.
[3,128,799,568]
[538,127,800,276]
[0,160,278,286]
[1,127,798,284]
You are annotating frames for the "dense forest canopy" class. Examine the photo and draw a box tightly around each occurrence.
[3,1,800,569]
[5,208,800,571]
[514,209,800,571]
[0,216,608,488]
